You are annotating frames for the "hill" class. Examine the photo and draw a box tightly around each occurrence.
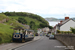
[0,12,50,44]
[0,13,26,44]
[45,18,67,21]
[45,17,58,21]
[45,17,75,21]
[3,12,49,30]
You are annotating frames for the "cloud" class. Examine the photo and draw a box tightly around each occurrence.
[0,0,75,18]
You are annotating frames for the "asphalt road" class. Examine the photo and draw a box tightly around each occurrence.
[15,36,65,50]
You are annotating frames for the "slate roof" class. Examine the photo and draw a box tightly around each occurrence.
[57,18,74,27]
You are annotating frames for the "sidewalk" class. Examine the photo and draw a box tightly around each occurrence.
[0,36,41,50]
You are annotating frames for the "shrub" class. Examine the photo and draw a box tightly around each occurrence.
[60,31,64,34]
[64,31,66,34]
[52,33,55,35]
[67,31,72,34]
[69,31,72,34]
[57,30,60,33]
[70,27,75,34]
[18,17,27,24]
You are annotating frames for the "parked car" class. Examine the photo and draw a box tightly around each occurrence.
[49,35,55,39]
[46,34,49,37]
[35,33,38,36]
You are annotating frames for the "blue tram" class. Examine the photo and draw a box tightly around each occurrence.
[12,27,34,42]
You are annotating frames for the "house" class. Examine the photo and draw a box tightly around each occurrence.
[52,17,75,34]
[42,27,50,34]
[37,27,50,36]
[37,28,42,35]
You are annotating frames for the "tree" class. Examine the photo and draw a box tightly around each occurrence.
[39,23,50,28]
[18,17,27,24]
[47,26,53,29]
[70,27,75,34]
[39,23,45,28]
[30,21,35,30]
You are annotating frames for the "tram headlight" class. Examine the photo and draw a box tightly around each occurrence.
[13,34,21,38]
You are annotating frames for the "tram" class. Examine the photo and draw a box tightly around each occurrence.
[12,27,34,42]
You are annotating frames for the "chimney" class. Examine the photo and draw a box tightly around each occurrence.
[65,17,69,20]
[60,21,63,23]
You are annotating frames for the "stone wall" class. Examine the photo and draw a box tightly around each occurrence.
[55,34,75,50]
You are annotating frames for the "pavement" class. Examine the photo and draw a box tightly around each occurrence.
[0,36,41,50]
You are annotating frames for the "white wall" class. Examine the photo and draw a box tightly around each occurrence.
[60,20,75,31]
[37,29,42,34]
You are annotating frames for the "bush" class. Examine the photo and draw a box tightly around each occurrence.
[67,31,72,34]
[52,33,55,35]
[60,31,64,34]
[70,27,75,34]
[57,30,60,33]
[69,31,72,34]
[64,31,67,34]
[18,17,27,24]
[30,21,35,30]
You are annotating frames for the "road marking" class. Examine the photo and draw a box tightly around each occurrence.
[7,49,17,50]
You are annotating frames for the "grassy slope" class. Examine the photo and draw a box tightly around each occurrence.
[9,16,41,26]
[6,19,25,28]
[0,14,25,44]
[0,13,41,44]
[0,12,49,43]
[0,13,8,20]
[0,23,14,43]
[25,17,41,25]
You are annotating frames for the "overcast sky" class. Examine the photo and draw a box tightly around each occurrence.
[0,0,75,18]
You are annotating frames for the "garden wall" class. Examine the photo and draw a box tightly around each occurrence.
[55,34,75,50]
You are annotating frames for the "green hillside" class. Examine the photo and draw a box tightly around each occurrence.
[3,12,49,30]
[0,12,51,44]
[0,23,14,43]
[0,13,8,20]
[8,16,41,25]
[0,14,26,44]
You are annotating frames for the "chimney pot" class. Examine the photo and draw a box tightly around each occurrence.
[60,21,63,23]
[65,17,69,20]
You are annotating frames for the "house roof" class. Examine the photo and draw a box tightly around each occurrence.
[53,18,75,29]
[56,18,75,27]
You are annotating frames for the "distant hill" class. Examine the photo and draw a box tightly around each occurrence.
[45,17,75,21]
[72,18,75,20]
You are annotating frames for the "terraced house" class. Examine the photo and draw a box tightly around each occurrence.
[52,17,75,34]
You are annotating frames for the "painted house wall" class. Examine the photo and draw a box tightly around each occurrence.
[60,20,75,31]
[56,26,60,30]
[37,29,42,34]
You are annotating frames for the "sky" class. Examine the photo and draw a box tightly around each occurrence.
[0,0,75,19]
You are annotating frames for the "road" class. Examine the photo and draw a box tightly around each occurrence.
[14,36,65,50]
